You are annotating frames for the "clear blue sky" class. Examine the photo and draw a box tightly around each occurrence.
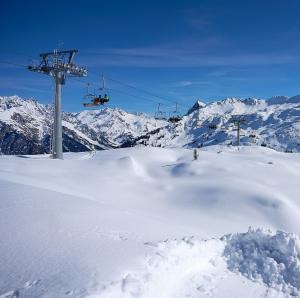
[1,0,300,114]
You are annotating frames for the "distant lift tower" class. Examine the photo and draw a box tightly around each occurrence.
[231,115,246,146]
[28,49,87,159]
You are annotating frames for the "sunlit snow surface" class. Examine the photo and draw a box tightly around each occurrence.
[0,146,300,297]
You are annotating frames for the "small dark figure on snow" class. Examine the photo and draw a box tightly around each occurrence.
[193,149,198,161]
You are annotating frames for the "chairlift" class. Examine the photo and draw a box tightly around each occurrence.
[169,115,182,123]
[82,75,110,108]
[168,102,182,123]
[154,103,167,120]
[208,124,217,130]
[220,126,227,132]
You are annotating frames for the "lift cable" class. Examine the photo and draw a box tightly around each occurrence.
[0,54,189,110]
[85,70,190,110]
[106,76,181,104]
[107,87,172,107]
[0,60,27,68]
[72,77,172,108]
[0,56,189,112]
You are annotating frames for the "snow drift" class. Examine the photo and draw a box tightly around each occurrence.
[90,229,300,298]
[224,229,300,296]
[1,146,300,297]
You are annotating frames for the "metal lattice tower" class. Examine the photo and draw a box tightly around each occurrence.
[231,115,247,146]
[28,49,87,159]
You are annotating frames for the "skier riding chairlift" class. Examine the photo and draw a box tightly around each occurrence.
[82,75,110,108]
[84,94,109,107]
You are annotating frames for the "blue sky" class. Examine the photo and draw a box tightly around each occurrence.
[1,0,300,114]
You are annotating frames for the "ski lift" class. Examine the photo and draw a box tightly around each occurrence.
[220,126,227,132]
[82,75,110,108]
[168,102,182,123]
[208,123,217,130]
[155,103,167,120]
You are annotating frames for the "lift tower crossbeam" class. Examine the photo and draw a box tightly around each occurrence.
[28,49,87,159]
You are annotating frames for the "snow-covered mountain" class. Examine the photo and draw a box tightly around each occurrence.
[135,95,300,153]
[1,94,300,155]
[0,96,167,154]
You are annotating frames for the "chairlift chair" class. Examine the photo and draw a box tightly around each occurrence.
[168,103,182,123]
[168,115,182,123]
[220,126,227,132]
[82,75,110,108]
[154,103,167,120]
[208,124,217,130]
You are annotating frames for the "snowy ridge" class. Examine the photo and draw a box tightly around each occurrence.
[67,108,166,148]
[137,96,300,152]
[0,95,51,138]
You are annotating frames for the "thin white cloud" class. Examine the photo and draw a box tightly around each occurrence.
[82,45,298,68]
[177,80,211,87]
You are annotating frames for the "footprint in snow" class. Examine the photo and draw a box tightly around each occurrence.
[144,241,158,247]
[24,280,40,289]
[65,290,74,295]
[95,229,129,241]
[65,288,87,296]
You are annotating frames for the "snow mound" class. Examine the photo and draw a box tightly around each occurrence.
[88,229,300,298]
[88,237,226,298]
[1,148,300,297]
[224,228,300,296]
[116,156,148,178]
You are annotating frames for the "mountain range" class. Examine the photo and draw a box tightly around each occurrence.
[1,94,300,154]
[133,95,300,153]
[0,96,166,154]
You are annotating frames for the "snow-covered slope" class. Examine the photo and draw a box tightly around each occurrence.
[1,146,300,297]
[0,96,167,154]
[137,96,300,152]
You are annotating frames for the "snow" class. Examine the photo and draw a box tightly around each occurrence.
[0,146,300,297]
[0,95,51,138]
[91,231,299,298]
[66,108,167,147]
[224,228,300,295]
[0,96,167,153]
[141,96,300,153]
[2,95,300,154]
